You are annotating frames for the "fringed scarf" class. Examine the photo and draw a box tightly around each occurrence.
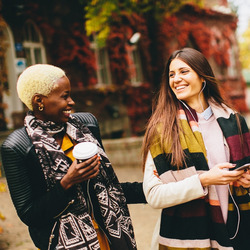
[150,102,250,250]
[25,112,136,250]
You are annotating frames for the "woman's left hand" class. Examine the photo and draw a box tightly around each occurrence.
[236,169,250,188]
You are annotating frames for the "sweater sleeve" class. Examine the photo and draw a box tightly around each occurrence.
[120,182,146,204]
[143,151,207,209]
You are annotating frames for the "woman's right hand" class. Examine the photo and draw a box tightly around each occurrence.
[199,162,244,187]
[60,155,100,190]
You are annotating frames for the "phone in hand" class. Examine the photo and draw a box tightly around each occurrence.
[236,163,250,171]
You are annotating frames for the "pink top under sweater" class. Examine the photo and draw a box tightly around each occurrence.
[197,110,230,223]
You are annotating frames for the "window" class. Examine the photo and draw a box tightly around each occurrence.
[128,32,143,85]
[129,45,143,85]
[90,39,111,85]
[23,21,46,66]
[227,46,237,78]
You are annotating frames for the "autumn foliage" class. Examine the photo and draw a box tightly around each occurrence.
[3,1,246,135]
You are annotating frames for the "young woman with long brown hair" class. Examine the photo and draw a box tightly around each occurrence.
[142,48,250,250]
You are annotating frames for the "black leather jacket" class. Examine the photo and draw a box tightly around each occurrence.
[1,112,146,250]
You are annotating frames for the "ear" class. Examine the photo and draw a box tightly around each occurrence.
[32,94,43,104]
[32,94,44,111]
[200,76,205,83]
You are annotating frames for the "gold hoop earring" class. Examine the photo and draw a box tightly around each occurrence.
[38,104,44,112]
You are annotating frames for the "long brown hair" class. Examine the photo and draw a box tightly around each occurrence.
[142,47,231,170]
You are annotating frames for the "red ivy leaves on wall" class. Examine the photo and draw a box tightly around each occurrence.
[52,23,96,71]
[107,12,152,85]
[25,3,97,87]
[125,83,152,135]
[157,14,232,67]
[123,12,153,82]
[107,22,130,85]
[23,2,154,135]
[157,3,240,70]
[156,4,248,112]
[219,78,248,113]
[157,6,247,112]
[107,12,153,135]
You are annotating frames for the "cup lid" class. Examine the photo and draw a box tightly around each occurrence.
[73,142,98,160]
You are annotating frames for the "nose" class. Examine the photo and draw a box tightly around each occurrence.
[68,97,75,106]
[173,73,181,83]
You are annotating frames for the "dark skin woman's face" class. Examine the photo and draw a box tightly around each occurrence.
[34,76,75,124]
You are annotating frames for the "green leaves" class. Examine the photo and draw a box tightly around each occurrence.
[240,21,250,69]
[83,0,203,46]
[85,1,117,47]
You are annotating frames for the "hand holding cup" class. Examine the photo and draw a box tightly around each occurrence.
[61,142,100,189]
[73,142,99,163]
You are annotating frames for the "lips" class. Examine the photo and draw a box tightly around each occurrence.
[175,85,187,90]
[63,110,72,118]
[63,110,71,114]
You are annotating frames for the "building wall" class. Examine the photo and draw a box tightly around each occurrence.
[0,1,248,137]
[156,4,247,113]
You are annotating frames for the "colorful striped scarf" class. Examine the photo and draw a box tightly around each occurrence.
[150,102,250,249]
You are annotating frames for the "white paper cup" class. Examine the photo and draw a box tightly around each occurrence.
[73,142,98,163]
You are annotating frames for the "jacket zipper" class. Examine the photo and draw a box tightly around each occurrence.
[47,199,75,249]
[47,221,58,250]
[53,199,75,219]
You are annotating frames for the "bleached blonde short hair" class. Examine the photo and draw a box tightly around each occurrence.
[17,64,66,110]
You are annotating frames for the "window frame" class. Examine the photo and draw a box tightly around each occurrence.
[90,40,112,86]
[128,44,143,86]
[22,20,46,66]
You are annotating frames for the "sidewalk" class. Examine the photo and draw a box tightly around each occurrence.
[0,166,160,250]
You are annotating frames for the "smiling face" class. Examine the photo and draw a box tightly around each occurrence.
[169,58,207,112]
[35,76,75,124]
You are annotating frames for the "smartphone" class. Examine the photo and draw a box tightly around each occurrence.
[236,163,250,171]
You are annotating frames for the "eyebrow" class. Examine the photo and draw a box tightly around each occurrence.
[169,66,190,72]
[59,90,70,96]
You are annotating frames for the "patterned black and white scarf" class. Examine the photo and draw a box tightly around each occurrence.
[24,112,136,250]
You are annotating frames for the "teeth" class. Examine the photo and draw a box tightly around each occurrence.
[63,110,71,114]
[176,86,186,90]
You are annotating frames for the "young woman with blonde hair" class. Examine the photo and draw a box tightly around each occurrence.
[1,64,145,250]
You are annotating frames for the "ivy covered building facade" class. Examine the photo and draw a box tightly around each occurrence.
[0,0,247,138]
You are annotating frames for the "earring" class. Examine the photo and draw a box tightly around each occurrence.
[38,104,44,112]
